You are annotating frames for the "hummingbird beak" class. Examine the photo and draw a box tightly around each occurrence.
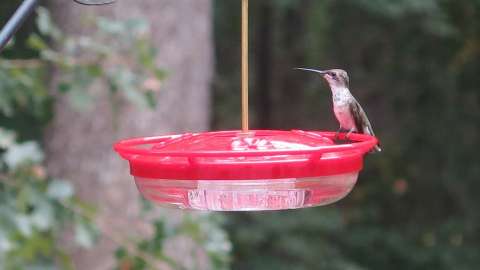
[294,68,327,74]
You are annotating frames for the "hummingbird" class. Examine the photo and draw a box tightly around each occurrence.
[296,68,381,152]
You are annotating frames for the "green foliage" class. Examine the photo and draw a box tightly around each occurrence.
[114,214,231,270]
[0,63,49,118]
[32,7,164,112]
[0,128,97,269]
[1,7,162,121]
[1,6,231,270]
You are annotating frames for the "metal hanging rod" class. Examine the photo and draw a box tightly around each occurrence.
[0,0,39,52]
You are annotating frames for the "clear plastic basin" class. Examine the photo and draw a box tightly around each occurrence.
[135,172,358,211]
[115,130,378,211]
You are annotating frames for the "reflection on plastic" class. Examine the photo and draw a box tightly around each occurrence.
[135,172,358,211]
[189,189,306,211]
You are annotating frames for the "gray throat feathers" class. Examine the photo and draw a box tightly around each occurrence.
[332,87,353,105]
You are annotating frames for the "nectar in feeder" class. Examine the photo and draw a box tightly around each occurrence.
[114,130,378,211]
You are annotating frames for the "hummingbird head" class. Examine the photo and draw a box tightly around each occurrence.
[296,68,350,89]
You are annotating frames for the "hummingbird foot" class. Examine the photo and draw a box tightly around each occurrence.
[335,128,350,142]
[345,128,356,141]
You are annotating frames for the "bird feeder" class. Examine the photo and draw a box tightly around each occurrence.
[113,0,378,211]
[114,131,377,211]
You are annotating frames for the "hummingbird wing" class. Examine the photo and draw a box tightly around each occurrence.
[349,98,382,152]
[349,98,375,136]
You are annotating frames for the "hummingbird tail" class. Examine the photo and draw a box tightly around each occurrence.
[369,144,382,154]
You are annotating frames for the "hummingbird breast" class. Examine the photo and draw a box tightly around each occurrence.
[334,104,356,131]
[332,88,357,131]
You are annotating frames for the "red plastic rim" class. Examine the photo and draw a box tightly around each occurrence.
[114,130,378,180]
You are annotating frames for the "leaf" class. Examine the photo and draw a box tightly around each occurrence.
[14,214,33,237]
[3,141,44,170]
[58,82,72,93]
[72,199,97,219]
[154,68,168,80]
[27,34,48,51]
[36,7,62,40]
[123,87,149,108]
[74,220,98,248]
[86,65,102,77]
[56,251,75,270]
[114,247,128,259]
[144,91,157,109]
[0,128,16,148]
[39,49,60,63]
[0,231,13,253]
[125,18,149,36]
[30,201,54,231]
[96,17,125,35]
[47,180,74,201]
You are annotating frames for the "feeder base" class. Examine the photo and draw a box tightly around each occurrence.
[135,172,358,211]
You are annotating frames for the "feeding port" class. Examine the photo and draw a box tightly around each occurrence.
[114,130,377,211]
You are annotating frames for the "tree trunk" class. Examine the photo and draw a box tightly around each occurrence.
[45,1,212,269]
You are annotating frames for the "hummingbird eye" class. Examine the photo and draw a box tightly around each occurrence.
[329,72,337,78]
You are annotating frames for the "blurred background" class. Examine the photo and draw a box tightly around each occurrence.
[0,0,479,269]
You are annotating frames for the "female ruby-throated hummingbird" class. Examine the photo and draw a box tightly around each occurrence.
[296,68,381,152]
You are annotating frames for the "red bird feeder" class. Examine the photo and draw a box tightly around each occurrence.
[114,131,377,211]
[114,0,379,211]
